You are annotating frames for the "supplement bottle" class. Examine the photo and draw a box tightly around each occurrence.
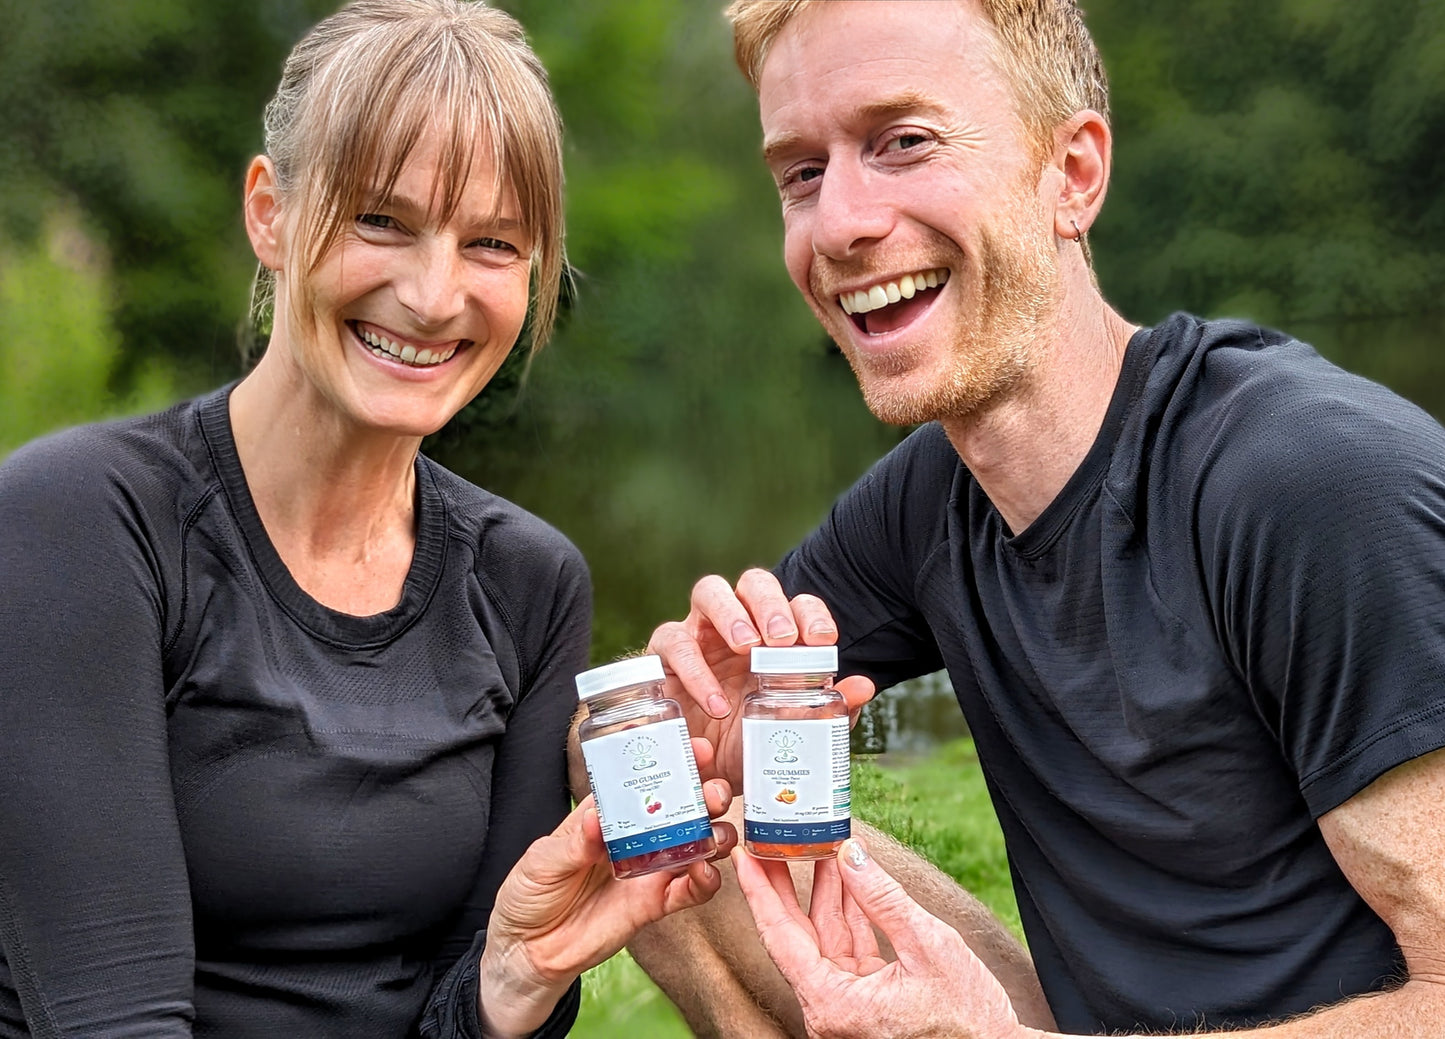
[576,655,715,878]
[743,646,850,860]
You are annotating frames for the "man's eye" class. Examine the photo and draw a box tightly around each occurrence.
[779,164,824,194]
[885,133,929,152]
[357,213,395,230]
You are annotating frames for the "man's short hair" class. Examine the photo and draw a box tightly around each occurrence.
[725,0,1110,159]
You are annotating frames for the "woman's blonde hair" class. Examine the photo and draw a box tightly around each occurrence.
[725,0,1109,160]
[247,0,565,362]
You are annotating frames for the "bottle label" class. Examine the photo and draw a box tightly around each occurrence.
[743,716,851,843]
[582,717,712,861]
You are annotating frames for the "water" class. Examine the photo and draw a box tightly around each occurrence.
[850,671,970,759]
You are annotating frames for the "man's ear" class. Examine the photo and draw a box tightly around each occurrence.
[1051,109,1111,240]
[243,155,285,270]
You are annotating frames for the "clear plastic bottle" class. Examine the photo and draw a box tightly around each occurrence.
[576,655,716,878]
[743,646,851,860]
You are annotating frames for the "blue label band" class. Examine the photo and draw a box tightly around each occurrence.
[744,819,851,843]
[607,816,714,862]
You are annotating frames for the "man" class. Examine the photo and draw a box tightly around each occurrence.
[631,0,1445,1036]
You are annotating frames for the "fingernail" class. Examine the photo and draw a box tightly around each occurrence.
[708,694,731,718]
[767,616,797,641]
[731,621,760,647]
[807,619,836,637]
[843,838,869,869]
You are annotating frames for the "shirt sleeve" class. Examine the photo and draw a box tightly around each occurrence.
[419,530,591,1038]
[0,434,196,1036]
[1196,373,1445,818]
[776,427,947,690]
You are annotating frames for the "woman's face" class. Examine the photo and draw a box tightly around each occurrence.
[274,127,533,439]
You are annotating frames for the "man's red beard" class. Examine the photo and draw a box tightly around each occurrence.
[810,195,1060,427]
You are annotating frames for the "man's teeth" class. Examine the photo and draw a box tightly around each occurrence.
[358,326,457,366]
[838,267,950,316]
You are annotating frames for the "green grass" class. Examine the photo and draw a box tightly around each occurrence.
[570,738,1015,1037]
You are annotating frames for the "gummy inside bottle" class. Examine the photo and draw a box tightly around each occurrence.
[745,838,844,861]
[611,835,715,878]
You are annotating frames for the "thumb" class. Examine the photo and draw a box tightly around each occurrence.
[834,837,938,971]
[836,674,876,715]
[520,797,607,886]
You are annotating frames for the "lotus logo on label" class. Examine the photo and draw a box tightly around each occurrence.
[770,729,801,764]
[625,735,659,771]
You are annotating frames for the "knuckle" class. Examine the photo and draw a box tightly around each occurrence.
[692,573,731,600]
[646,620,686,650]
[737,566,779,590]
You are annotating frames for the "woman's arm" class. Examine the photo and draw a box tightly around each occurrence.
[419,533,591,1039]
[0,436,196,1036]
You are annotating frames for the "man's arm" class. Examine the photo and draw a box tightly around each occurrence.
[736,748,1445,1039]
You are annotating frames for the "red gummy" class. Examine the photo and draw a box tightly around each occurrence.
[611,837,713,878]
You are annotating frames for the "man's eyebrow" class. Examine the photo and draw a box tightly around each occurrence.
[762,91,948,164]
[852,92,947,124]
[762,131,806,166]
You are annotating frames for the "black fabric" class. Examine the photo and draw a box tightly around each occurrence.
[0,385,588,1038]
[777,313,1445,1034]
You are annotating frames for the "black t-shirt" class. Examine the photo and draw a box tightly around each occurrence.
[0,387,588,1038]
[778,314,1445,1033]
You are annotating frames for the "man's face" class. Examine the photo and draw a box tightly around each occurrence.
[758,0,1061,425]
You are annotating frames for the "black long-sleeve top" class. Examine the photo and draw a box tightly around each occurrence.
[0,386,587,1038]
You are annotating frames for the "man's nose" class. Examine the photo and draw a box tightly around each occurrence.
[810,161,895,260]
[396,240,466,328]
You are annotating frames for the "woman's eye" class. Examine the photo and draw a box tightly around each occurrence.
[356,213,395,230]
[470,237,517,253]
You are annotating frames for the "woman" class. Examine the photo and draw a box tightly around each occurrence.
[0,1,732,1035]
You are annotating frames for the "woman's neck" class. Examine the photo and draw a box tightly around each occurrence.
[227,350,422,615]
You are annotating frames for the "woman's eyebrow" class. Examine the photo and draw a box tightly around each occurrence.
[363,190,524,232]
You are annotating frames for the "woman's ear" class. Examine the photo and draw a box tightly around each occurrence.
[1051,109,1111,240]
[243,156,285,270]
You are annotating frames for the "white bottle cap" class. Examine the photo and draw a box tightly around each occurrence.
[575,654,667,701]
[750,645,838,674]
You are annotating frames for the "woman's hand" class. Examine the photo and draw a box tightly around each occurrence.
[477,766,737,1037]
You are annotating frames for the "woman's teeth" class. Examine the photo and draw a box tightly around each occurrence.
[357,326,457,366]
[839,267,950,316]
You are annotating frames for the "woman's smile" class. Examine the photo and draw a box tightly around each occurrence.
[347,319,468,368]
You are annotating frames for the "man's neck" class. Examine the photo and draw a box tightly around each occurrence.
[940,285,1137,537]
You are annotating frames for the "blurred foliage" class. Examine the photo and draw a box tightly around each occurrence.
[0,208,176,453]
[1,0,1442,655]
[1092,0,1445,327]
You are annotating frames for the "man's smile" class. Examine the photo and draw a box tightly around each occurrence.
[834,266,950,336]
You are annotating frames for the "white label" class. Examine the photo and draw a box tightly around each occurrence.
[582,718,709,857]
[743,717,851,843]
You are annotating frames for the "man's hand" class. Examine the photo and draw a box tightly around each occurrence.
[478,778,737,1037]
[646,568,875,787]
[734,837,1040,1039]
